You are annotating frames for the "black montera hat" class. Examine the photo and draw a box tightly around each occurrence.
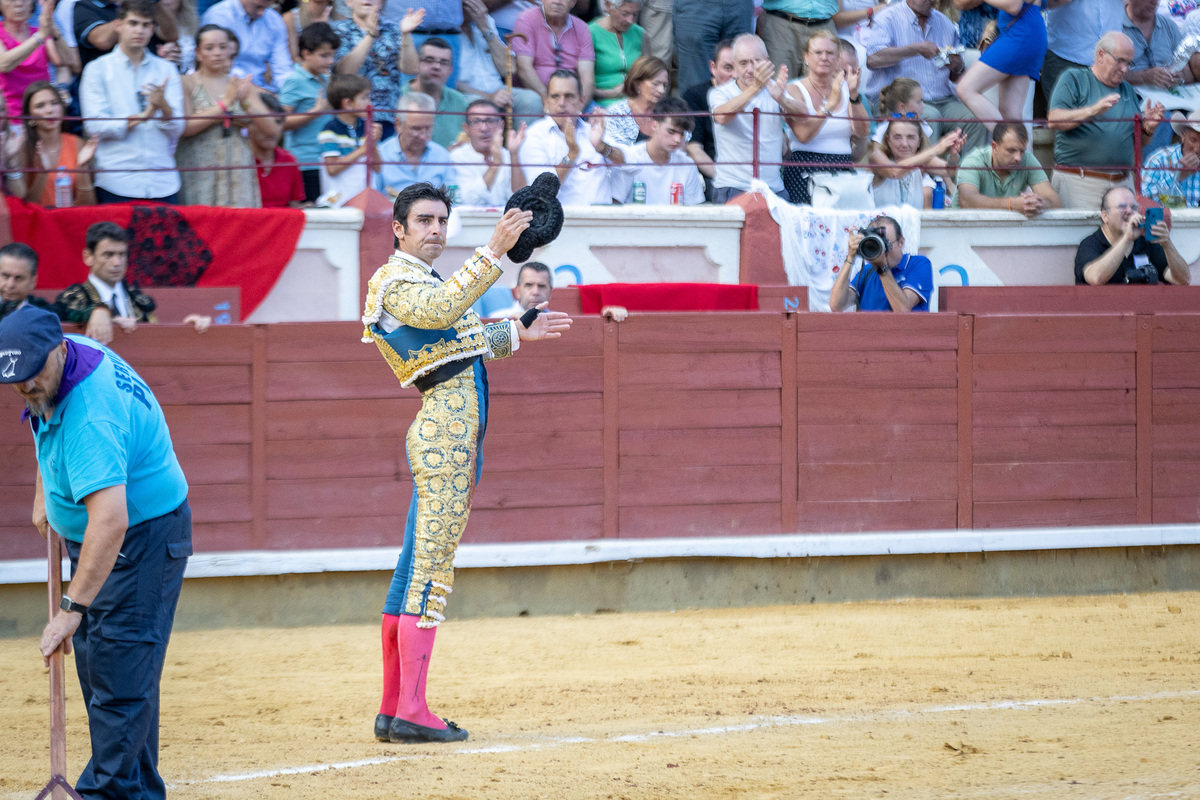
[0,305,64,384]
[504,172,564,264]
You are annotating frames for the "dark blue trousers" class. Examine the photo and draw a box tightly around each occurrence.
[63,501,192,800]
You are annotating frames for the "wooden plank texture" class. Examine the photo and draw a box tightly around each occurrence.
[797,350,957,389]
[162,404,251,444]
[1153,389,1200,425]
[268,478,410,520]
[139,365,251,405]
[973,390,1136,427]
[106,324,254,365]
[972,353,1135,391]
[0,446,36,485]
[619,428,781,469]
[175,444,251,484]
[796,424,957,463]
[1152,424,1200,459]
[1152,314,1200,352]
[619,351,781,390]
[267,398,422,440]
[620,388,781,429]
[973,499,1137,528]
[797,500,958,532]
[797,313,959,352]
[473,468,605,509]
[483,356,604,395]
[1151,459,1200,497]
[617,313,783,353]
[619,503,781,537]
[619,466,782,507]
[797,462,957,503]
[1152,496,1200,523]
[796,388,958,425]
[972,315,1137,354]
[1153,352,1200,389]
[974,425,1136,462]
[188,483,252,523]
[192,522,253,552]
[0,526,44,559]
[972,461,1135,502]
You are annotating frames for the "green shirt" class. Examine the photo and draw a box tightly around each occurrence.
[590,21,644,108]
[1049,67,1140,169]
[952,146,1049,207]
[402,82,470,149]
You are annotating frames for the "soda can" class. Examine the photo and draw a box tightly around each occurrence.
[447,184,459,204]
[632,182,646,204]
[669,182,683,205]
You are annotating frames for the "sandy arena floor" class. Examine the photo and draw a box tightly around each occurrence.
[1,592,1198,799]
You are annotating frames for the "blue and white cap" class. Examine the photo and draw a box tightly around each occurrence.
[0,305,64,384]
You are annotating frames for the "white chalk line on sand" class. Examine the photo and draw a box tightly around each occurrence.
[176,689,1200,786]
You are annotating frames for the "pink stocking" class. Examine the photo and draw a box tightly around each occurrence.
[394,613,446,729]
[379,614,401,716]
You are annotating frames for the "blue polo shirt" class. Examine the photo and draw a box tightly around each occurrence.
[30,335,187,543]
[850,254,933,312]
[374,137,454,195]
[279,65,330,169]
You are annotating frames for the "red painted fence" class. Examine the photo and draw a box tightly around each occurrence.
[2,302,1199,561]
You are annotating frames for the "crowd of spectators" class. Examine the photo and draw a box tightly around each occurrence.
[0,0,1197,219]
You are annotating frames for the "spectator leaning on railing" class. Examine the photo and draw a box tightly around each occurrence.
[450,98,527,206]
[375,91,454,197]
[253,92,307,208]
[953,121,1061,215]
[319,72,378,205]
[1047,31,1166,210]
[590,0,645,108]
[611,96,705,204]
[81,0,185,205]
[0,0,68,121]
[1142,110,1200,207]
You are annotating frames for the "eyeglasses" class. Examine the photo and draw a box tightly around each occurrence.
[1106,203,1139,212]
[1101,49,1133,69]
[420,56,453,68]
[467,116,502,127]
[890,112,918,119]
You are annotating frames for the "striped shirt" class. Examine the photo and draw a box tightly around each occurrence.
[860,3,959,101]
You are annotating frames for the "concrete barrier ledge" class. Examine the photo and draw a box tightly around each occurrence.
[4,525,1200,585]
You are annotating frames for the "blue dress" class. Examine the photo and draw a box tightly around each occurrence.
[979,2,1047,80]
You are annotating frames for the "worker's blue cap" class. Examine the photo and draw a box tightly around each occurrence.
[0,305,64,384]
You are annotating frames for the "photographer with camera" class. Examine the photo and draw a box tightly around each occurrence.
[829,215,933,313]
[1074,187,1191,286]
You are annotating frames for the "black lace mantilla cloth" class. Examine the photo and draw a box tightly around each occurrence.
[123,205,214,287]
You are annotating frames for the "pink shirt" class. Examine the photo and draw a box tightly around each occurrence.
[0,25,49,119]
[511,8,595,87]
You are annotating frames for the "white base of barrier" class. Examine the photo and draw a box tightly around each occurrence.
[3,525,1197,585]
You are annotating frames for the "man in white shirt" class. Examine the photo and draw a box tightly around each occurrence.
[488,261,553,318]
[709,33,796,202]
[201,0,292,91]
[450,98,528,206]
[81,0,184,204]
[613,97,705,205]
[519,68,618,205]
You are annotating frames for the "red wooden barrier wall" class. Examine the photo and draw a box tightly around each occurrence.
[2,309,1198,561]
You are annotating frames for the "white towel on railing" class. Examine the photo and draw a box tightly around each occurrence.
[753,179,922,312]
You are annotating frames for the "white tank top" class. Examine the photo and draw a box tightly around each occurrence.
[784,79,854,156]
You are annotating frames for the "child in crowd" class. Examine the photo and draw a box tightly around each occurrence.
[318,73,380,207]
[253,93,306,208]
[872,78,934,146]
[280,22,340,203]
[869,118,962,209]
[614,97,704,205]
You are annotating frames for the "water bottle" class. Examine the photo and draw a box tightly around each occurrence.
[932,178,945,210]
[54,167,72,208]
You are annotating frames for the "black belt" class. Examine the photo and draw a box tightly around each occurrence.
[415,28,460,35]
[765,8,832,25]
[413,356,479,393]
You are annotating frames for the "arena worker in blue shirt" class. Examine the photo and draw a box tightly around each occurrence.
[0,305,191,800]
[828,215,933,313]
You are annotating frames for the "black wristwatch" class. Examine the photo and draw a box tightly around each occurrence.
[848,94,862,104]
[60,595,89,614]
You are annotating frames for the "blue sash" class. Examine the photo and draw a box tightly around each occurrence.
[371,322,479,392]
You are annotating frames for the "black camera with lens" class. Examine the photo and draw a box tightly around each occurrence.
[1125,261,1159,284]
[857,226,890,261]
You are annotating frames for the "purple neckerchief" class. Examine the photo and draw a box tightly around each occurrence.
[21,338,104,429]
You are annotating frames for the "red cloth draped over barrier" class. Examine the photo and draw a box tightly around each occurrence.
[5,197,306,317]
[576,282,759,313]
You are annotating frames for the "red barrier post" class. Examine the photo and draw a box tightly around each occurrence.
[1133,112,1143,197]
[752,107,760,180]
